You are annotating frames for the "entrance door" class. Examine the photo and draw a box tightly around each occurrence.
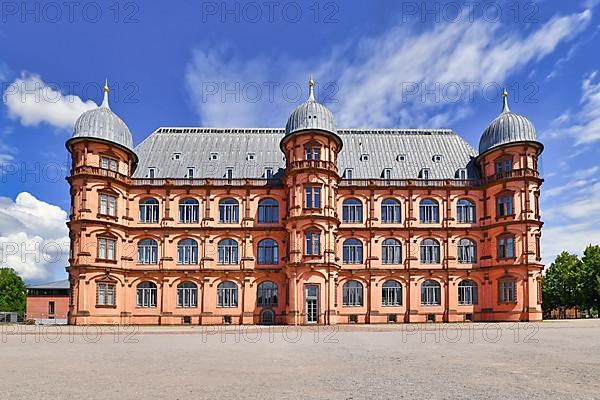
[305,285,319,324]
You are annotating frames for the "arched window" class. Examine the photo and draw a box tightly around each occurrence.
[257,239,278,265]
[382,238,402,264]
[218,239,238,264]
[342,239,363,264]
[137,239,158,264]
[420,238,440,264]
[260,309,275,325]
[258,198,279,224]
[217,281,238,307]
[419,199,439,223]
[382,280,402,306]
[139,198,159,223]
[381,198,401,223]
[458,238,477,263]
[421,280,441,305]
[219,198,239,224]
[342,198,363,223]
[458,280,478,305]
[257,281,278,307]
[136,281,157,308]
[179,198,199,224]
[457,199,476,223]
[177,281,198,308]
[342,280,363,307]
[177,239,198,264]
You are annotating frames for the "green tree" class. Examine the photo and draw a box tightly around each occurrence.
[581,245,600,316]
[542,252,583,313]
[0,268,27,316]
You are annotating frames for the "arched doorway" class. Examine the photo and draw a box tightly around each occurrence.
[260,309,275,325]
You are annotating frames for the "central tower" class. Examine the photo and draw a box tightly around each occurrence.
[280,79,343,324]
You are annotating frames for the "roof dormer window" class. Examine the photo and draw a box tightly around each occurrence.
[457,168,468,180]
[397,154,406,162]
[360,154,369,162]
[246,152,256,161]
[148,167,157,179]
[419,168,430,179]
[172,153,181,161]
[383,168,392,180]
[209,152,219,161]
[433,155,442,163]
[187,167,195,179]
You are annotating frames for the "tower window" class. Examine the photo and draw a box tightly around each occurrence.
[306,148,320,160]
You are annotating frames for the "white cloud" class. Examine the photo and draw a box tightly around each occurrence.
[3,72,97,131]
[548,70,600,144]
[0,192,69,281]
[186,10,591,128]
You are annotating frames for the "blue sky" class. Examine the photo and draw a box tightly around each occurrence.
[1,0,599,282]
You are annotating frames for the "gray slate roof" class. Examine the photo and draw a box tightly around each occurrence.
[28,279,70,289]
[133,128,479,180]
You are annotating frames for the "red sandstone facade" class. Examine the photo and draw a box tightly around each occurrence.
[66,85,543,325]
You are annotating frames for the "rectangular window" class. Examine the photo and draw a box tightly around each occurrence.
[148,168,156,179]
[305,148,320,160]
[48,301,55,315]
[98,237,116,260]
[265,168,274,179]
[420,168,430,179]
[499,280,516,303]
[383,168,392,180]
[344,168,354,180]
[305,187,321,209]
[498,237,515,259]
[496,159,513,178]
[100,157,118,176]
[226,168,234,180]
[458,169,467,180]
[97,283,116,306]
[305,233,320,255]
[99,194,117,217]
[497,195,514,217]
[187,167,195,179]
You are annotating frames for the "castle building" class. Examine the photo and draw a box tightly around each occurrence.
[66,80,543,325]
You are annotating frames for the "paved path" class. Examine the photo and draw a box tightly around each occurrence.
[1,320,599,399]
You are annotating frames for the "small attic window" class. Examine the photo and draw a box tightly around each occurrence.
[172,153,181,161]
[247,152,256,161]
[148,168,157,179]
[419,168,430,179]
[383,168,392,180]
[432,155,442,163]
[457,168,468,180]
[360,154,370,162]
[209,152,219,161]
[187,167,196,179]
[397,154,406,162]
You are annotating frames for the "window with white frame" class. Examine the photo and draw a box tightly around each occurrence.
[219,198,239,223]
[342,280,363,307]
[209,152,219,161]
[187,167,195,178]
[217,281,238,307]
[421,280,441,305]
[217,239,238,264]
[420,238,440,264]
[457,199,476,223]
[305,186,321,209]
[382,280,402,306]
[99,193,117,217]
[179,198,199,224]
[264,167,274,179]
[457,168,468,180]
[305,148,320,160]
[177,281,198,308]
[100,156,118,176]
[382,239,402,264]
[305,231,320,255]
[419,199,439,223]
[419,168,430,179]
[499,279,516,303]
[137,239,158,264]
[97,282,116,306]
[383,168,392,180]
[344,168,354,180]
[225,167,234,180]
[458,280,478,305]
[172,153,181,161]
[246,152,256,161]
[360,154,369,162]
[136,281,157,308]
[342,198,363,223]
[139,198,160,223]
[98,237,116,260]
[148,167,156,179]
[342,239,363,264]
[177,239,198,264]
[381,198,401,223]
[457,238,477,263]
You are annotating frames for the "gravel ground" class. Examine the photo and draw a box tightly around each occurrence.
[1,320,599,400]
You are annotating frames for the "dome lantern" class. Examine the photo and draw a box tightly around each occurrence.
[284,77,338,138]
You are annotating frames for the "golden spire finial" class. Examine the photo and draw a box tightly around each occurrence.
[308,75,314,87]
[307,75,315,101]
[101,79,111,109]
[501,87,510,113]
[103,79,109,93]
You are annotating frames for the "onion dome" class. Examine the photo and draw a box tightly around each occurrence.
[68,81,134,153]
[478,89,540,155]
[285,78,338,137]
[479,89,541,154]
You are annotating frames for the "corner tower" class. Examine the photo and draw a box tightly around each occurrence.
[66,82,137,325]
[477,89,544,321]
[280,78,343,325]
